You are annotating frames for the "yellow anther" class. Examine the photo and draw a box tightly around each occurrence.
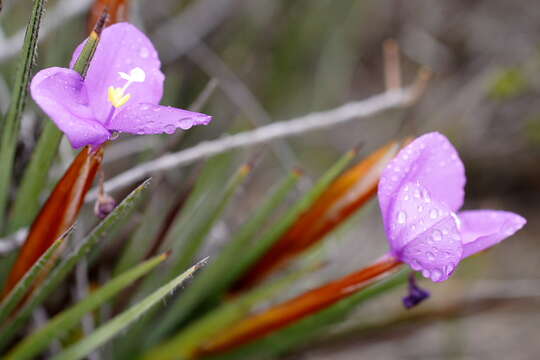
[108,86,131,108]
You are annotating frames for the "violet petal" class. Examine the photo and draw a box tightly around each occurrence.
[378,132,466,233]
[108,103,212,135]
[30,67,110,149]
[70,23,164,124]
[459,210,526,258]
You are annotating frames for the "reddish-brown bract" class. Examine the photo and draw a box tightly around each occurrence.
[198,256,403,356]
[2,147,103,296]
[88,0,129,32]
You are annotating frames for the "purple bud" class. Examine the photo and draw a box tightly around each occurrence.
[402,274,430,309]
[94,193,116,219]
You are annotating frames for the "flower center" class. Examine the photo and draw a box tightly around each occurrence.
[107,67,146,108]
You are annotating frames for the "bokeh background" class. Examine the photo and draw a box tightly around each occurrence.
[1,0,538,359]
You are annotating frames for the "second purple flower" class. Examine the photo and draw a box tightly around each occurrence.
[378,132,526,282]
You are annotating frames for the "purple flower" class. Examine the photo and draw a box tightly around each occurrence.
[30,23,211,149]
[378,132,526,282]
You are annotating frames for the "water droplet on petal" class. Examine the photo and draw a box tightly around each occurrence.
[413,189,421,198]
[422,269,431,278]
[417,205,424,212]
[426,251,435,261]
[431,269,442,281]
[397,211,407,224]
[422,189,431,203]
[410,259,422,271]
[432,230,442,242]
[164,124,176,134]
[429,209,438,219]
[139,47,149,58]
[140,105,150,111]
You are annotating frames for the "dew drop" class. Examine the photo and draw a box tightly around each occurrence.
[413,189,421,198]
[397,211,407,224]
[417,205,424,212]
[431,269,442,281]
[432,230,442,242]
[404,195,410,201]
[139,47,150,58]
[429,209,438,219]
[140,105,149,111]
[422,269,431,278]
[422,189,431,203]
[164,124,176,134]
[410,259,422,271]
[444,263,455,275]
[426,251,435,261]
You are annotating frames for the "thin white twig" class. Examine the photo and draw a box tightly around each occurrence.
[87,88,413,202]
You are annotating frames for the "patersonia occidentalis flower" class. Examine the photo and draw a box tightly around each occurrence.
[378,132,526,282]
[30,23,211,149]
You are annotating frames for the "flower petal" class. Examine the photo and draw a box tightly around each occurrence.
[107,103,212,135]
[30,67,110,148]
[459,210,526,258]
[401,216,463,282]
[70,23,164,123]
[378,132,466,230]
[388,181,455,251]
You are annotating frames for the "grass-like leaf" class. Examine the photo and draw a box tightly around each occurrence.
[2,147,103,294]
[5,252,169,360]
[231,148,357,292]
[0,227,73,325]
[140,162,252,345]
[198,257,403,356]
[0,179,150,351]
[0,0,46,231]
[112,155,235,356]
[51,257,208,360]
[240,141,399,288]
[8,18,104,233]
[169,162,252,281]
[142,264,315,360]
[203,269,411,360]
[155,169,302,331]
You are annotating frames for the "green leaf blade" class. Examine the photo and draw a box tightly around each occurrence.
[0,0,46,231]
[6,252,169,360]
[0,227,72,325]
[51,258,208,360]
[0,179,150,351]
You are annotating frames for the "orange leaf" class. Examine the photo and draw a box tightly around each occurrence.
[2,147,103,296]
[234,141,400,291]
[88,0,129,31]
[198,256,403,356]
